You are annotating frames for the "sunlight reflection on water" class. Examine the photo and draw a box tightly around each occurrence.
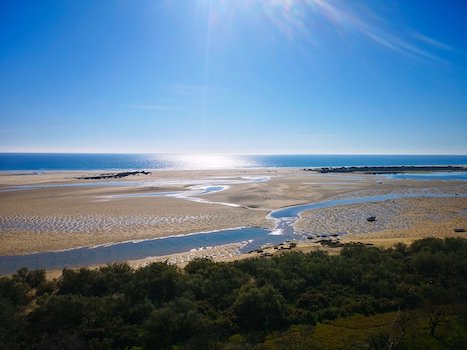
[156,154,260,169]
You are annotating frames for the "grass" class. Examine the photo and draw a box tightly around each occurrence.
[260,308,467,349]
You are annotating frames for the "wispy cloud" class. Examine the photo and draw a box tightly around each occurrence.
[258,0,452,61]
[412,33,454,51]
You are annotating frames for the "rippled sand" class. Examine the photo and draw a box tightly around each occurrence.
[296,196,467,246]
[0,214,226,234]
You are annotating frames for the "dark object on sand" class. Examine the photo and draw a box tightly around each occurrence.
[318,240,344,248]
[77,171,151,180]
[366,216,377,222]
[454,228,466,233]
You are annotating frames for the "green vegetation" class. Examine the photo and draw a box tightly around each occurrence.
[1,237,466,349]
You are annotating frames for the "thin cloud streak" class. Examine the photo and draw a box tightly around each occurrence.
[412,33,454,51]
[126,105,176,111]
[308,0,447,61]
[258,0,452,61]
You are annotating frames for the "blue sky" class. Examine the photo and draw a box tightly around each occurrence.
[1,0,466,154]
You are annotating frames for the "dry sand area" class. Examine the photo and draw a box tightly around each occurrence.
[0,168,466,256]
[128,241,252,269]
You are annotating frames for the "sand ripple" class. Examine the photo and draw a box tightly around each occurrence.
[295,197,466,236]
[0,214,221,234]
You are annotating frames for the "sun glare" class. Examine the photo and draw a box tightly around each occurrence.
[165,154,254,169]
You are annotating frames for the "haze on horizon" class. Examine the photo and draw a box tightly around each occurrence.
[1,0,466,155]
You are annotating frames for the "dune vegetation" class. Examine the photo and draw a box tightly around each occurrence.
[1,237,466,349]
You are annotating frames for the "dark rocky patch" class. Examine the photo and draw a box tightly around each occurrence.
[76,171,151,180]
[303,165,466,174]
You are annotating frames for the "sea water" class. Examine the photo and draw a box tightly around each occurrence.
[0,153,466,171]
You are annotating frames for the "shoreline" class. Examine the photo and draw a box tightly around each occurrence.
[1,163,467,174]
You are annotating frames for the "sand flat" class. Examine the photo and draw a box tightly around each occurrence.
[1,168,348,254]
[1,168,466,256]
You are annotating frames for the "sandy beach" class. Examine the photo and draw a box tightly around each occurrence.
[1,168,466,263]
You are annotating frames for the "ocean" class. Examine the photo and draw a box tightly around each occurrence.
[0,153,466,171]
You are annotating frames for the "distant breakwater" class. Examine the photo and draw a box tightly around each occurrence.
[306,165,467,174]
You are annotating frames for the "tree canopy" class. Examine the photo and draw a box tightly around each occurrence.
[1,237,466,349]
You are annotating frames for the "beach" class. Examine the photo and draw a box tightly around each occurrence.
[0,168,466,271]
[0,168,371,254]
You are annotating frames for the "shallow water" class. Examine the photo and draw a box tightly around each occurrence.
[1,192,465,274]
[270,193,467,219]
[0,176,270,193]
[383,171,467,181]
[0,228,278,274]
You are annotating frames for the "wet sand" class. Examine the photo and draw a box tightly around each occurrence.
[296,196,467,247]
[1,168,466,258]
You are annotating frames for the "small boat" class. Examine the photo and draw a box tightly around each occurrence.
[366,216,377,222]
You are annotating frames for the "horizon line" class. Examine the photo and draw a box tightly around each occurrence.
[0,152,466,156]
